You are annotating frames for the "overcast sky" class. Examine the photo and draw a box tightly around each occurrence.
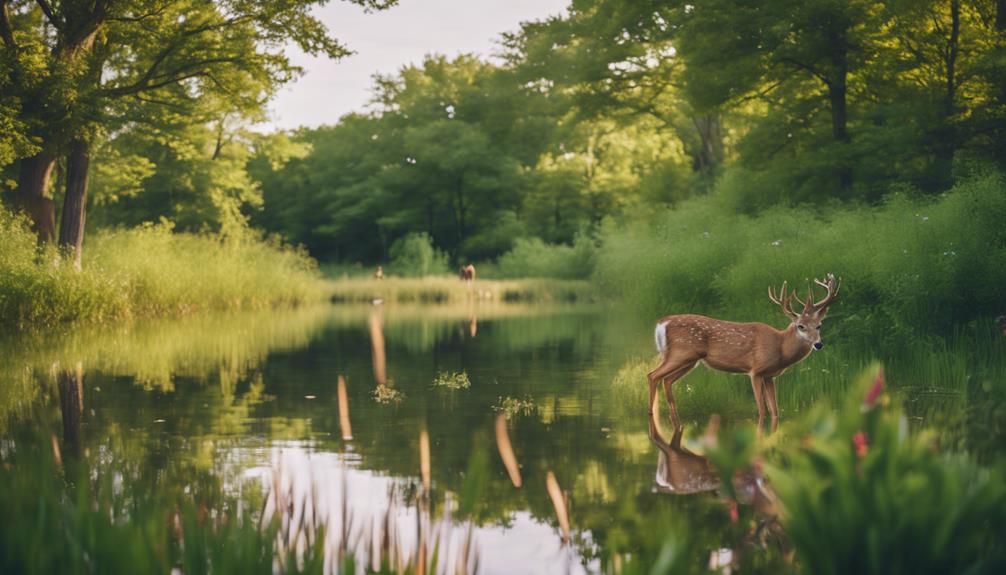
[261,0,570,131]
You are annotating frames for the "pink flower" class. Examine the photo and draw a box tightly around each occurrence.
[853,431,869,459]
[728,500,739,523]
[863,368,884,407]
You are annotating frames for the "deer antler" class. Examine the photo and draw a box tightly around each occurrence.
[768,281,798,319]
[810,273,840,312]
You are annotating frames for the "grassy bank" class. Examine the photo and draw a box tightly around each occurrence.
[327,276,596,304]
[595,171,1006,342]
[1,209,328,329]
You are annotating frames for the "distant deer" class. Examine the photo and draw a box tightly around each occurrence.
[997,315,1006,337]
[459,264,475,284]
[648,274,840,427]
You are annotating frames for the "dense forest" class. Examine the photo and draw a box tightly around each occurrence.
[2,0,1006,329]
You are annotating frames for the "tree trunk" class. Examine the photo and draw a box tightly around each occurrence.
[59,139,91,270]
[690,115,725,175]
[16,152,57,243]
[828,26,852,191]
[932,0,961,190]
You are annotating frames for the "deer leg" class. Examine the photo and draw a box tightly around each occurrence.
[749,375,766,424]
[763,377,779,432]
[662,362,697,429]
[647,356,692,417]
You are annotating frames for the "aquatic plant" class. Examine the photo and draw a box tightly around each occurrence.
[373,384,405,404]
[434,370,471,390]
[492,395,536,419]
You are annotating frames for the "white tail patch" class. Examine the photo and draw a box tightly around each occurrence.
[655,321,668,354]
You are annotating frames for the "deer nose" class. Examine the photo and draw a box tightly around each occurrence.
[814,342,824,350]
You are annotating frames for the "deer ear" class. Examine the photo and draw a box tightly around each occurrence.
[816,306,829,319]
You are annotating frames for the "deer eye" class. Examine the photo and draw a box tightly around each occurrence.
[797,325,806,331]
[817,324,822,329]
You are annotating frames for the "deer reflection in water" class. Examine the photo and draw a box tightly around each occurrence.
[647,410,789,566]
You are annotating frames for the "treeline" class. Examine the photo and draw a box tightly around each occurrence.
[252,0,1006,264]
[3,1,1005,275]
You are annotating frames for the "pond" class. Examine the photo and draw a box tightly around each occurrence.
[1,303,1002,573]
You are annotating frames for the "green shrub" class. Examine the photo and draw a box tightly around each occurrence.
[388,232,450,277]
[494,234,596,279]
[596,172,1006,340]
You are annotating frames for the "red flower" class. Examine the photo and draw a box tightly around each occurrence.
[853,431,869,458]
[728,500,739,523]
[863,368,885,407]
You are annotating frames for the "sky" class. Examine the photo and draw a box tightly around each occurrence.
[261,0,570,131]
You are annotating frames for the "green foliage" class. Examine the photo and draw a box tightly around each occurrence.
[767,364,1006,575]
[596,171,1006,340]
[494,235,596,280]
[0,205,326,329]
[389,232,450,277]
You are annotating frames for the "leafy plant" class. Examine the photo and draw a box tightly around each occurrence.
[766,364,1006,575]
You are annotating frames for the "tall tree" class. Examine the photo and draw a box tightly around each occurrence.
[1,0,396,266]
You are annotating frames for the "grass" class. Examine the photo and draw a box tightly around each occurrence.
[595,171,1006,341]
[0,209,328,329]
[326,276,596,304]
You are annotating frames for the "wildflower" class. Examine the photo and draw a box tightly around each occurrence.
[863,368,884,407]
[853,431,869,459]
[728,500,739,523]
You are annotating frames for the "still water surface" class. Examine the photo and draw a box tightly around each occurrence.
[2,303,996,573]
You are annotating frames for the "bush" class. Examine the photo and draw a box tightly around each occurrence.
[494,234,596,279]
[388,232,450,277]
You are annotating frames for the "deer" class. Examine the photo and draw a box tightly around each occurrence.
[648,274,840,429]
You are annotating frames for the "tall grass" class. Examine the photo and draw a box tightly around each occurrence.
[596,172,1006,341]
[0,209,328,329]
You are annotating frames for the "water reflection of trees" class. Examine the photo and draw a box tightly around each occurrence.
[3,304,684,571]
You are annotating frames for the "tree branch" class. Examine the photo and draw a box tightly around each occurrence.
[34,0,59,29]
[103,56,242,97]
[779,56,832,88]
